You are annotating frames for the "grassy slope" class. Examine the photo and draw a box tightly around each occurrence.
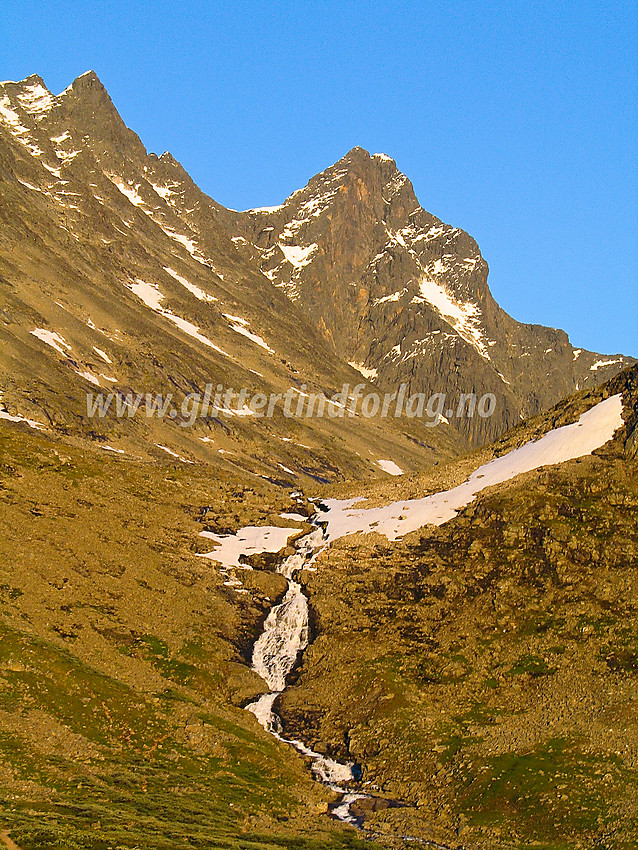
[277,369,638,848]
[0,424,381,850]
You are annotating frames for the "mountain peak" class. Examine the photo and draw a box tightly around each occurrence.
[61,70,105,96]
[338,146,398,170]
[22,73,47,88]
[0,73,46,89]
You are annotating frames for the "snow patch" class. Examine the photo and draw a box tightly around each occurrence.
[223,314,274,353]
[74,370,101,387]
[374,289,407,304]
[320,395,624,542]
[199,526,300,570]
[0,96,28,129]
[92,346,112,364]
[0,400,45,430]
[246,204,285,214]
[413,276,488,359]
[30,328,71,355]
[127,279,229,357]
[279,242,318,269]
[106,174,145,207]
[150,181,178,201]
[590,358,623,371]
[128,278,164,311]
[348,362,378,380]
[377,459,404,476]
[155,444,194,463]
[163,267,217,302]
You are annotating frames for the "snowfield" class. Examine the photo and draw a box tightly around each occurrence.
[320,394,624,542]
[199,525,301,569]
[198,394,624,565]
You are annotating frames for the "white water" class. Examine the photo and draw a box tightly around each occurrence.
[245,527,366,821]
[203,394,625,826]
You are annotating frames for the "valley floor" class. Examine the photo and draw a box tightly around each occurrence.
[0,367,637,849]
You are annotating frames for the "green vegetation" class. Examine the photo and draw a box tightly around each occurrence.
[0,427,376,849]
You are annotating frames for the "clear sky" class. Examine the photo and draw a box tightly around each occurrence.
[3,0,637,356]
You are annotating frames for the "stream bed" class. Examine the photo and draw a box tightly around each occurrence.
[244,523,368,823]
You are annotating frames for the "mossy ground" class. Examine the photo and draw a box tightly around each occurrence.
[280,449,638,847]
[0,425,379,849]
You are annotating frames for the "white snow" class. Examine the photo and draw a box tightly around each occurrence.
[348,362,378,380]
[108,176,139,203]
[100,445,125,454]
[128,278,165,311]
[413,275,488,359]
[75,370,101,387]
[224,314,274,353]
[92,346,112,364]
[234,404,255,417]
[16,178,41,192]
[279,242,318,269]
[0,95,45,156]
[573,349,582,361]
[30,328,71,355]
[158,224,211,266]
[374,289,407,304]
[167,313,229,356]
[590,358,623,371]
[372,152,394,162]
[150,181,177,201]
[319,394,624,543]
[199,526,300,569]
[127,279,229,357]
[377,459,404,476]
[0,96,28,129]
[410,224,447,245]
[54,148,81,164]
[106,174,145,207]
[0,405,45,430]
[163,267,217,302]
[155,444,194,463]
[246,204,284,213]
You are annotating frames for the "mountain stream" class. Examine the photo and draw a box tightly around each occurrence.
[244,522,368,824]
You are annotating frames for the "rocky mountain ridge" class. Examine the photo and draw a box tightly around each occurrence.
[0,72,463,483]
[236,145,631,442]
[0,71,632,480]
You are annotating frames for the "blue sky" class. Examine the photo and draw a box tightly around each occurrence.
[3,0,637,355]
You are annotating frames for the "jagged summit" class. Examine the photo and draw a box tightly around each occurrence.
[59,69,107,95]
[0,70,632,468]
[233,141,631,442]
[0,73,47,88]
[0,71,104,102]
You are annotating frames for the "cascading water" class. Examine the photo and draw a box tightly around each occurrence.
[204,398,625,839]
[245,526,367,821]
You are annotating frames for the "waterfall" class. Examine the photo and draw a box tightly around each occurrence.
[245,526,366,822]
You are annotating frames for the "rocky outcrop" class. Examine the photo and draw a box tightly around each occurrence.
[236,147,632,444]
